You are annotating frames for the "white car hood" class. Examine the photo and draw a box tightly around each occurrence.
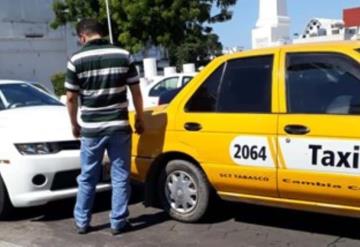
[0,106,76,143]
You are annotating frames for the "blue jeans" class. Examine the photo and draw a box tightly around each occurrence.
[74,132,131,230]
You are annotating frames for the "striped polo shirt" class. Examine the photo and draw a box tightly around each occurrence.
[64,39,139,137]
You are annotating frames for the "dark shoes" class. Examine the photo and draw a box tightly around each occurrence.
[75,221,133,235]
[75,224,91,235]
[111,221,133,236]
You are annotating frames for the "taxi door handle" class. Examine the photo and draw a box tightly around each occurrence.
[184,122,202,131]
[284,125,310,135]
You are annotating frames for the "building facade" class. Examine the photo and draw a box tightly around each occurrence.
[0,0,79,91]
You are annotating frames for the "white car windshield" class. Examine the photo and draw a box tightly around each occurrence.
[0,83,62,111]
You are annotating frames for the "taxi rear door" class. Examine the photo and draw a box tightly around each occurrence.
[278,45,360,207]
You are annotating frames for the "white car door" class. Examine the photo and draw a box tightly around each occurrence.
[180,75,194,87]
[146,76,180,107]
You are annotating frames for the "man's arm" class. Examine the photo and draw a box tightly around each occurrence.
[129,84,145,134]
[66,91,81,138]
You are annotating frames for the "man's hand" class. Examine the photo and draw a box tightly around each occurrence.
[135,117,145,135]
[72,123,81,138]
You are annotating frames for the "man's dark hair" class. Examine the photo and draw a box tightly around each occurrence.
[76,19,104,37]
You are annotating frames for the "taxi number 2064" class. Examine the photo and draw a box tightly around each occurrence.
[233,145,267,161]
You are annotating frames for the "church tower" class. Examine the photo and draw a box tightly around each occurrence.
[252,0,291,49]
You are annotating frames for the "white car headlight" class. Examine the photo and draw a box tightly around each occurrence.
[15,143,60,155]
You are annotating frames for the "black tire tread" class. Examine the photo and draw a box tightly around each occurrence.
[0,175,13,220]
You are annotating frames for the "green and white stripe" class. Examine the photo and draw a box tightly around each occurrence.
[67,61,76,72]
[71,48,129,63]
[64,39,139,137]
[79,120,129,129]
[81,86,126,97]
[65,81,80,91]
[78,67,129,79]
[80,102,129,111]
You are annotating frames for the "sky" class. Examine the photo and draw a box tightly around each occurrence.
[211,0,360,49]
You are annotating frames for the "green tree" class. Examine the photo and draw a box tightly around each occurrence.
[50,72,66,96]
[51,0,237,66]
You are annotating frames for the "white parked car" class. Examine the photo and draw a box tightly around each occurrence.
[128,73,197,110]
[0,80,110,218]
[28,81,54,95]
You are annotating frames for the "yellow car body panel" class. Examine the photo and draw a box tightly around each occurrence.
[276,42,360,211]
[130,41,360,218]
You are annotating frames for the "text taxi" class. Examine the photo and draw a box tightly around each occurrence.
[130,41,360,222]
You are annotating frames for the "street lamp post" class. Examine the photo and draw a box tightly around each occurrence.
[105,0,114,44]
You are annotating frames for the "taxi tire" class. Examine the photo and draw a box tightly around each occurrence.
[0,175,12,220]
[159,159,210,222]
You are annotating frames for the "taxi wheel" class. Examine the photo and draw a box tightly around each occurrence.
[159,159,210,222]
[0,175,12,219]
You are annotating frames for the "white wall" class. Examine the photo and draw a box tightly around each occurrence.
[0,38,67,91]
[252,0,291,49]
[256,0,289,27]
[0,0,79,92]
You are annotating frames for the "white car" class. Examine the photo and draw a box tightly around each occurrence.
[128,73,197,110]
[0,80,110,218]
[28,81,54,95]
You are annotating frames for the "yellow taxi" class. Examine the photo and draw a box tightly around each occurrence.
[130,41,360,222]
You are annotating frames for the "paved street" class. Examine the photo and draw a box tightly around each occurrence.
[0,185,360,247]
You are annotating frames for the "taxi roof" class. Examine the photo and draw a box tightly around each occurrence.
[221,40,360,60]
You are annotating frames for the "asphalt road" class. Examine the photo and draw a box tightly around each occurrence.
[0,185,360,247]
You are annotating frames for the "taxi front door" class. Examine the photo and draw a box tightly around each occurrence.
[175,51,280,199]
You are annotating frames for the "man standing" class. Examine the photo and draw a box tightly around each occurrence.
[65,19,144,235]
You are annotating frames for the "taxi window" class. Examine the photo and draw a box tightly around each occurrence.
[186,55,273,113]
[286,53,360,114]
[186,65,224,112]
[217,56,273,113]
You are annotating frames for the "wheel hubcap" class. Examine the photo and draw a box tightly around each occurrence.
[165,170,198,214]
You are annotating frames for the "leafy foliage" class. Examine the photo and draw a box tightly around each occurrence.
[51,0,237,66]
[50,72,66,96]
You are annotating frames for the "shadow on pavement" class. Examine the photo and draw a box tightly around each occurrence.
[4,183,171,234]
[89,211,170,233]
[5,183,360,240]
[202,200,360,240]
[4,183,145,222]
